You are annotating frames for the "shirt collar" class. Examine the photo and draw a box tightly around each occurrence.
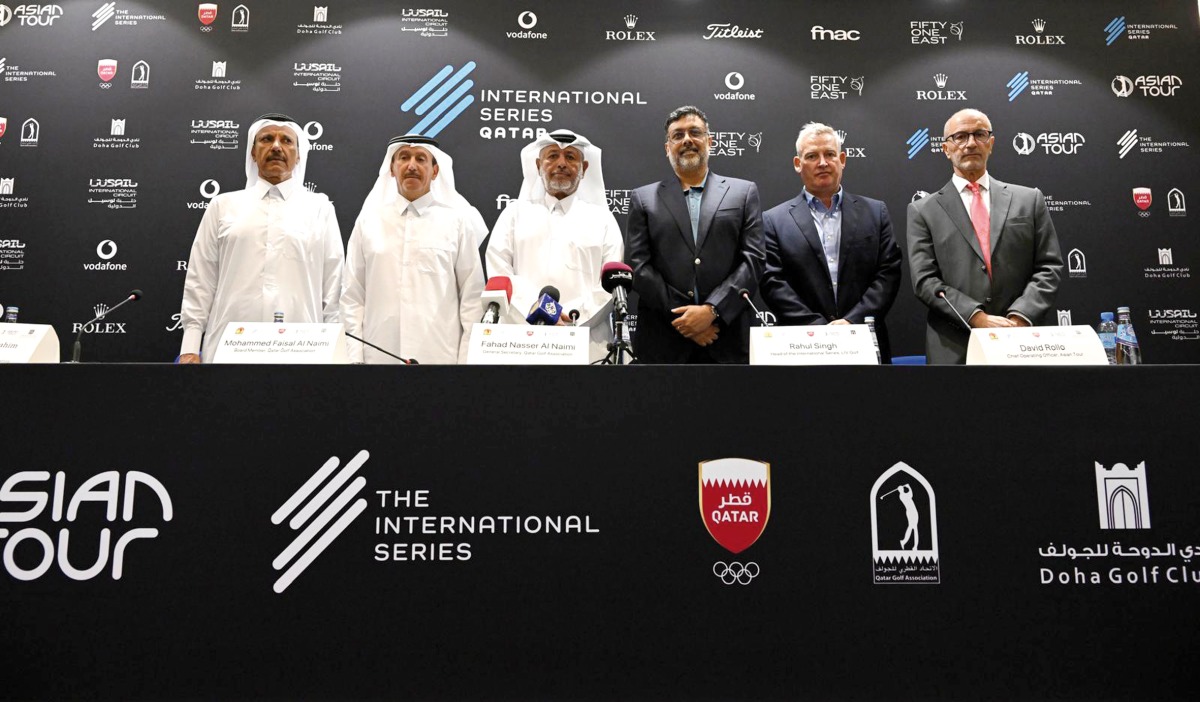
[543,191,577,214]
[396,191,436,216]
[683,172,709,194]
[254,177,297,201]
[952,171,991,195]
[802,187,843,213]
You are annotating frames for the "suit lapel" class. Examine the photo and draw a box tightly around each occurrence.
[988,177,1012,254]
[837,193,860,278]
[934,180,984,263]
[788,195,827,270]
[659,180,695,253]
[697,174,730,250]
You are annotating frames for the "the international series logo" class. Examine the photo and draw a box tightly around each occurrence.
[699,458,769,585]
[271,450,370,593]
[871,461,940,584]
[401,61,476,137]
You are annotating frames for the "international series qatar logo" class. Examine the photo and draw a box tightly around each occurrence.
[699,458,769,585]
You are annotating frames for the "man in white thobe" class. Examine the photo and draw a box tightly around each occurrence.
[486,129,624,363]
[178,113,344,362]
[340,135,485,364]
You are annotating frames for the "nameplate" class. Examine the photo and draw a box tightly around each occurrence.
[466,324,589,365]
[966,325,1107,365]
[750,325,878,365]
[210,322,348,364]
[0,324,60,363]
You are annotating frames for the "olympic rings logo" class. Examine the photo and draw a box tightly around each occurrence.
[712,561,759,585]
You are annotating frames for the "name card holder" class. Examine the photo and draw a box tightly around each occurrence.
[466,324,589,365]
[0,324,60,363]
[210,322,348,364]
[750,325,878,365]
[966,325,1107,365]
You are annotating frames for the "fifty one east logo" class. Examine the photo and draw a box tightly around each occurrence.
[700,458,769,585]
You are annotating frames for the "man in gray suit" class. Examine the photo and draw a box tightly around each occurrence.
[626,106,765,363]
[907,108,1063,364]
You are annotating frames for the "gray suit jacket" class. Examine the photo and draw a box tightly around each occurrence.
[906,176,1063,364]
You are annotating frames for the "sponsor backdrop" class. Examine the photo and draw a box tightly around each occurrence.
[1,366,1198,700]
[0,0,1197,361]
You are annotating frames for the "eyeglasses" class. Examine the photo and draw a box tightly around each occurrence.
[668,128,709,144]
[946,130,993,146]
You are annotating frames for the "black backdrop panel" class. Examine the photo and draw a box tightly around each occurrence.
[0,0,1197,361]
[0,365,1197,700]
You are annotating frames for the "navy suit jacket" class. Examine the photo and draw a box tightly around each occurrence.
[760,191,902,361]
[625,172,765,363]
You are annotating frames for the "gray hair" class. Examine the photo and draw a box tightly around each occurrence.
[795,122,843,156]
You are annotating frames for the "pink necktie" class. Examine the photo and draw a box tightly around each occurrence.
[967,182,992,279]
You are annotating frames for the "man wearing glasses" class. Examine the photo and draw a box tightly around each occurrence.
[907,108,1063,364]
[625,106,765,363]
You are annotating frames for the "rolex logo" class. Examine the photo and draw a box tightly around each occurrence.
[1032,18,1046,33]
[94,303,110,320]
[835,129,847,143]
[624,14,637,29]
[934,73,948,88]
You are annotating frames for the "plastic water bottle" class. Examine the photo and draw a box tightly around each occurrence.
[1096,312,1117,365]
[864,316,882,364]
[3,306,17,323]
[1114,306,1142,365]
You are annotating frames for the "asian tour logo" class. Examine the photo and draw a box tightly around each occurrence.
[699,458,769,585]
[871,461,940,584]
[401,61,476,137]
[1012,132,1085,156]
[1111,75,1181,98]
[271,450,369,593]
[0,470,172,581]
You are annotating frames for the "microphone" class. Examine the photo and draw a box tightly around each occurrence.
[71,289,142,363]
[737,288,771,326]
[936,289,973,331]
[343,331,418,365]
[525,285,562,325]
[568,309,580,326]
[480,276,512,324]
[600,261,633,317]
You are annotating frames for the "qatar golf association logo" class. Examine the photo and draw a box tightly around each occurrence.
[271,450,369,593]
[871,461,940,584]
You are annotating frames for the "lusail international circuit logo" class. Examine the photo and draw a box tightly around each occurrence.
[699,458,769,585]
[271,450,369,593]
[870,461,940,584]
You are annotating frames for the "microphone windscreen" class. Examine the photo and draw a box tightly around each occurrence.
[484,276,513,301]
[600,261,634,293]
[537,285,561,302]
[129,289,144,300]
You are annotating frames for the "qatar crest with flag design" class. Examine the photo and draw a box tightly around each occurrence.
[699,458,770,554]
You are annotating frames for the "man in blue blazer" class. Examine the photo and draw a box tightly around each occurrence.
[760,122,902,362]
[626,106,765,363]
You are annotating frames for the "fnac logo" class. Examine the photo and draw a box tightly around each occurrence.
[0,470,172,581]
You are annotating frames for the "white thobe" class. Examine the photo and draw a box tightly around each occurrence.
[180,178,344,358]
[485,194,624,362]
[341,194,485,364]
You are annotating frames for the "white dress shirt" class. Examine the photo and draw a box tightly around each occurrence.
[952,171,991,216]
[340,193,485,364]
[180,177,344,358]
[485,193,624,362]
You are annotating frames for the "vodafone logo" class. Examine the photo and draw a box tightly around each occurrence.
[517,11,536,29]
[725,72,744,91]
[96,239,118,259]
[199,179,220,198]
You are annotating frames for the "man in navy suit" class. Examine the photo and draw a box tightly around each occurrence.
[760,122,902,361]
[625,106,765,363]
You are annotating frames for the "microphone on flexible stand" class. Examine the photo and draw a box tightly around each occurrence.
[936,289,973,331]
[480,276,513,324]
[343,331,418,365]
[599,262,636,365]
[71,289,142,363]
[737,288,771,326]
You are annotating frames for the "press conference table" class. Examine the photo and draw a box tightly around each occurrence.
[1,364,1195,701]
